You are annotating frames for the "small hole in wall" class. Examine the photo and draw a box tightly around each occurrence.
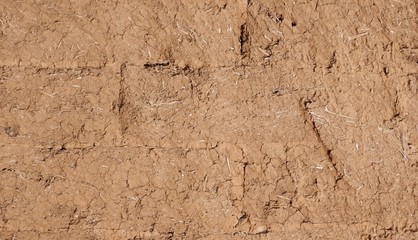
[291,21,297,27]
[383,67,389,75]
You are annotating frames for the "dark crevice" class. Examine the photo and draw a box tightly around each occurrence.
[299,98,342,181]
[115,62,129,137]
[383,66,389,76]
[34,66,103,76]
[327,51,337,70]
[143,61,170,69]
[239,23,250,57]
[115,62,127,115]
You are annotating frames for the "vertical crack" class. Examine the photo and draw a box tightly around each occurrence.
[238,0,251,61]
[115,62,128,137]
[327,51,337,70]
[117,62,127,114]
[239,23,250,57]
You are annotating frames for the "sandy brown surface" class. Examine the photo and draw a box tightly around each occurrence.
[1,0,418,239]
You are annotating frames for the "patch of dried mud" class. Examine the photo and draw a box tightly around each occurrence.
[1,0,418,239]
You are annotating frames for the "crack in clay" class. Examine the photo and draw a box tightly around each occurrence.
[299,97,342,181]
[34,66,104,76]
[1,1,418,239]
[116,62,127,115]
[239,23,250,57]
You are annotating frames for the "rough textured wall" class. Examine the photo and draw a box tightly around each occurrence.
[0,0,417,239]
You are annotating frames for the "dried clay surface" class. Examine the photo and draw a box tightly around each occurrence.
[1,0,418,239]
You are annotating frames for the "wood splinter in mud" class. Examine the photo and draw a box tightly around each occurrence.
[40,91,59,97]
[226,156,232,174]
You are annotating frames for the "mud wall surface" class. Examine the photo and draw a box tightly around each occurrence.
[1,0,418,239]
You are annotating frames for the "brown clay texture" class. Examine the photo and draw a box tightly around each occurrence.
[1,0,418,239]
